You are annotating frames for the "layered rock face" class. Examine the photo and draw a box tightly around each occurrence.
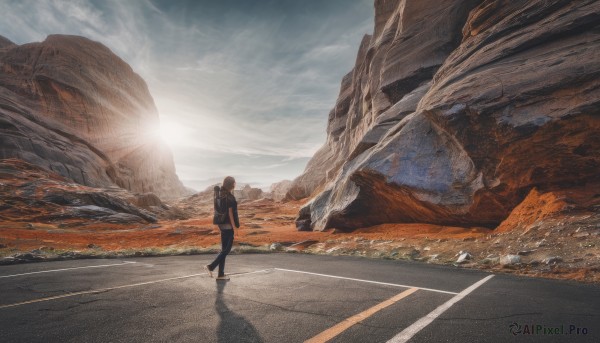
[292,0,600,231]
[0,35,187,199]
[0,159,158,224]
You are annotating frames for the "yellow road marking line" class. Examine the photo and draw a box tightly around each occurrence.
[304,287,419,343]
[0,269,271,309]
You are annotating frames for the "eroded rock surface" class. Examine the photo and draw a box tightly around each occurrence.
[292,0,600,231]
[0,34,187,199]
[0,159,159,223]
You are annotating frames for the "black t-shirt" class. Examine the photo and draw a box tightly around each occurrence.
[223,192,240,228]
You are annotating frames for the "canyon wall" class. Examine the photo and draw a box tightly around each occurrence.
[291,0,600,231]
[0,34,187,199]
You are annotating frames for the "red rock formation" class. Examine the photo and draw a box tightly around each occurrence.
[292,0,600,231]
[0,159,158,223]
[0,35,187,199]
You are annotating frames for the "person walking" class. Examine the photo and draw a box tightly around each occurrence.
[205,176,239,281]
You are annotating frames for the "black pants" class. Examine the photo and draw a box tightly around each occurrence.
[208,226,234,276]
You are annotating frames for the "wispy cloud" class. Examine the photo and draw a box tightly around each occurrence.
[0,0,373,190]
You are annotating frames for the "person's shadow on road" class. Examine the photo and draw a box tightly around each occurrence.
[215,281,263,343]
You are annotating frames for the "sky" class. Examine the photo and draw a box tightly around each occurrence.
[0,0,373,191]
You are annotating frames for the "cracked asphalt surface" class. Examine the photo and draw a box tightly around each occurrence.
[1,254,599,342]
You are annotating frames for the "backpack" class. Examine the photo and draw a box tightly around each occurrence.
[213,186,229,224]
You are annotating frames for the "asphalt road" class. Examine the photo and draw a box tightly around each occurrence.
[0,253,598,342]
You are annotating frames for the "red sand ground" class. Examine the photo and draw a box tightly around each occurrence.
[0,199,491,252]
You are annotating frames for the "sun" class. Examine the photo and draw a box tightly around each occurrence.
[150,119,189,148]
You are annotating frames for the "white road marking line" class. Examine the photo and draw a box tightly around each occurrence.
[0,268,270,309]
[305,288,419,343]
[386,274,495,343]
[227,268,271,276]
[274,268,459,295]
[0,261,138,279]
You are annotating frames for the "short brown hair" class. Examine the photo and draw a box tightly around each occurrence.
[222,176,236,192]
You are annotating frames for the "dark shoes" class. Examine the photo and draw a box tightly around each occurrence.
[215,275,230,281]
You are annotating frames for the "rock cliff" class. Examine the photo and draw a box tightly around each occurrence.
[291,0,600,231]
[0,34,187,199]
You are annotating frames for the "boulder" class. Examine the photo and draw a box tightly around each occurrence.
[543,256,563,265]
[292,0,600,231]
[269,243,283,251]
[500,255,521,266]
[456,252,472,264]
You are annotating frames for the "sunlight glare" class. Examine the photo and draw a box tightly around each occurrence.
[154,119,190,148]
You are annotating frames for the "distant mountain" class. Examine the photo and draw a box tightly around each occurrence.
[190,178,273,193]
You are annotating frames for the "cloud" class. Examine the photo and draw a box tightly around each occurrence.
[0,0,373,190]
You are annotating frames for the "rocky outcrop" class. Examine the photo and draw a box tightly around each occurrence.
[293,0,600,231]
[270,180,292,202]
[286,0,479,202]
[0,159,157,223]
[242,184,263,200]
[0,34,187,199]
[0,36,15,49]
